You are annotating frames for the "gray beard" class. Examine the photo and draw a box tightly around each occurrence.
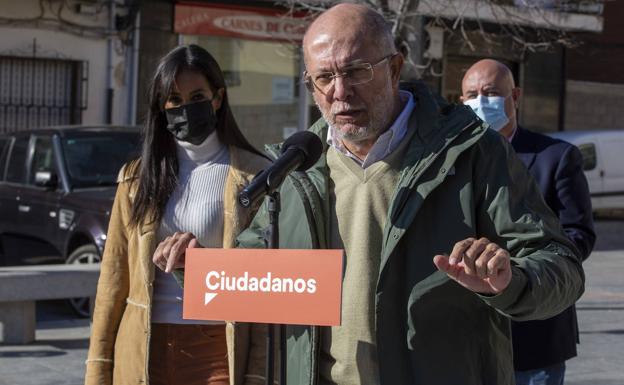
[317,92,392,145]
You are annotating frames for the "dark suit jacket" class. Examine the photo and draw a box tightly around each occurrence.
[511,127,596,370]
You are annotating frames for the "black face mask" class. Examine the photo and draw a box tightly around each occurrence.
[164,99,218,145]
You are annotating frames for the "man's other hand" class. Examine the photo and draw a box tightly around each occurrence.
[433,237,512,295]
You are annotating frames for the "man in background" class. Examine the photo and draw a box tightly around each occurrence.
[462,58,595,385]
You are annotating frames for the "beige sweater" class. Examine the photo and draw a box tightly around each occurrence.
[319,138,410,385]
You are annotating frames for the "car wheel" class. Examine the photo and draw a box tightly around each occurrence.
[66,244,101,317]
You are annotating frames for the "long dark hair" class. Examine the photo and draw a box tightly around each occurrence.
[129,44,264,227]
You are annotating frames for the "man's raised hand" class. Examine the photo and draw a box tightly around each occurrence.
[433,237,512,295]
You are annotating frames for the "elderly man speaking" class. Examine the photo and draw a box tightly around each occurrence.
[237,4,584,385]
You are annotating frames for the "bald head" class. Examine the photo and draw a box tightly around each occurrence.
[303,4,395,65]
[462,59,515,91]
[461,59,521,139]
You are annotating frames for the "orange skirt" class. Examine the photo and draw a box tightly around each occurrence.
[149,323,230,385]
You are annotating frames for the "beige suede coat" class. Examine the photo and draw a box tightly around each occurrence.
[85,146,269,385]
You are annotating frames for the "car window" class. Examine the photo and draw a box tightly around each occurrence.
[6,136,30,184]
[29,136,56,185]
[62,132,140,188]
[0,138,11,180]
[577,143,597,171]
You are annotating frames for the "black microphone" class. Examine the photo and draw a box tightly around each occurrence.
[238,131,323,208]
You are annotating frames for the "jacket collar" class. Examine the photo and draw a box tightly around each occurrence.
[510,125,528,148]
[510,126,537,169]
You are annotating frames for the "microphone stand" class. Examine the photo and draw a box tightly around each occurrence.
[266,191,286,385]
[238,132,322,385]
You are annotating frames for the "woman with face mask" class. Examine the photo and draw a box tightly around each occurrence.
[85,45,269,385]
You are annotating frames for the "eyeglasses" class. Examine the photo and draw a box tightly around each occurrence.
[303,53,397,95]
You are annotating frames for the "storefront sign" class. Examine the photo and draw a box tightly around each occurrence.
[175,4,309,42]
[183,248,344,326]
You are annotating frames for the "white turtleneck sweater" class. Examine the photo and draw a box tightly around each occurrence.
[152,131,230,324]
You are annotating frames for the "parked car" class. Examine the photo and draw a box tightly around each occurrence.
[0,126,140,315]
[548,130,624,212]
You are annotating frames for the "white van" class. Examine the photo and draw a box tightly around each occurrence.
[548,130,624,212]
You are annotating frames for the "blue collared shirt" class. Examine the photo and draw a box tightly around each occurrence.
[327,90,416,168]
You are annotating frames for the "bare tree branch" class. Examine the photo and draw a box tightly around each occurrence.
[274,0,606,77]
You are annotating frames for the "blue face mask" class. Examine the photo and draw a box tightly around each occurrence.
[464,95,509,132]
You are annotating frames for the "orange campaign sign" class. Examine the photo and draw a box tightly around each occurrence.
[182,248,344,326]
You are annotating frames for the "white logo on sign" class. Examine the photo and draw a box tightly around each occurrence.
[204,292,218,305]
[203,271,317,306]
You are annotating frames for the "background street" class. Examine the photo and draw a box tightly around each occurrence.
[1,220,623,385]
[566,219,624,385]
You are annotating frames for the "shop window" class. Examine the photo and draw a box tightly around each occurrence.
[0,56,88,134]
[29,136,56,185]
[6,136,29,184]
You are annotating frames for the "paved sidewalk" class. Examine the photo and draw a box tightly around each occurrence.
[566,249,624,385]
[0,302,88,385]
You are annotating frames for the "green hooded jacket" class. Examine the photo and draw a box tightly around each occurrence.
[236,83,584,385]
